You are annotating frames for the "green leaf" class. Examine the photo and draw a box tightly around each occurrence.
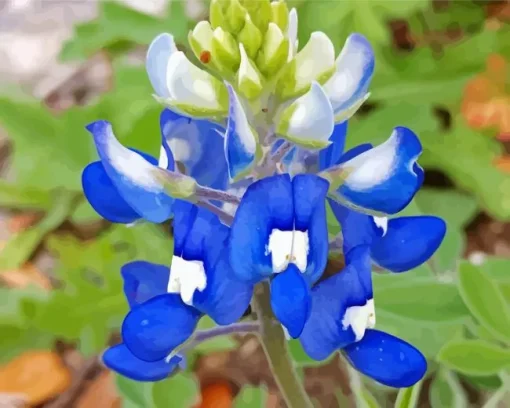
[376,310,463,359]
[420,118,510,221]
[151,374,199,408]
[429,369,468,408]
[457,262,510,343]
[375,278,468,322]
[0,190,76,269]
[235,385,268,407]
[0,180,52,210]
[33,223,171,353]
[394,380,423,408]
[116,375,154,407]
[438,339,510,376]
[60,1,189,61]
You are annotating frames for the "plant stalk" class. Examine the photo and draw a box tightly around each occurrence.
[252,282,314,408]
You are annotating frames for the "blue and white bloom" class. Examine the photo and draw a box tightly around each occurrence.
[102,261,185,382]
[229,173,329,338]
[82,120,176,224]
[122,201,253,362]
[80,0,448,391]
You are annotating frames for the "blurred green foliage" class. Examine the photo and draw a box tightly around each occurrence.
[1,0,510,406]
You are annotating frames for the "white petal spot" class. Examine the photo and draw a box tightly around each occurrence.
[294,32,335,90]
[266,229,293,273]
[342,130,400,191]
[168,256,207,306]
[292,230,309,273]
[373,216,388,236]
[342,299,375,341]
[158,146,169,169]
[105,126,161,191]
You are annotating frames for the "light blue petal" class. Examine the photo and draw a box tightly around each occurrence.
[122,293,201,362]
[103,343,183,382]
[121,261,169,308]
[160,109,228,190]
[318,121,348,171]
[229,174,294,283]
[82,161,140,224]
[270,264,311,338]
[292,174,329,285]
[300,245,372,360]
[224,83,258,179]
[146,33,177,98]
[324,33,374,118]
[333,127,423,215]
[371,216,446,272]
[86,120,174,223]
[343,329,427,388]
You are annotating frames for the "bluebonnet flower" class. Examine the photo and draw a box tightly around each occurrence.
[80,0,447,390]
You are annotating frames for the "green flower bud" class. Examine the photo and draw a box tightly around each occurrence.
[255,22,289,77]
[240,0,272,33]
[227,0,247,34]
[212,27,241,73]
[188,21,215,67]
[237,43,264,100]
[237,14,263,59]
[270,1,289,32]
[276,31,336,100]
[210,0,228,30]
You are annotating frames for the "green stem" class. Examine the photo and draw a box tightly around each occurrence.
[252,282,314,408]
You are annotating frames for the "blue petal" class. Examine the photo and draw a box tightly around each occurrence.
[300,245,372,360]
[229,174,294,283]
[224,83,258,179]
[292,174,329,284]
[121,261,169,308]
[328,200,379,252]
[343,329,427,388]
[160,109,228,190]
[122,293,201,362]
[272,139,296,170]
[319,121,348,171]
[337,143,373,165]
[158,111,176,171]
[82,161,140,223]
[270,264,311,338]
[324,33,374,119]
[87,120,174,223]
[333,127,423,215]
[146,33,177,98]
[172,200,199,256]
[371,216,446,272]
[103,343,183,382]
[194,246,254,325]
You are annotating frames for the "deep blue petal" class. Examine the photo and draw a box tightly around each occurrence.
[229,174,294,283]
[343,329,427,388]
[86,120,174,223]
[333,127,423,215]
[160,109,228,190]
[371,216,446,272]
[292,174,329,284]
[319,121,348,171]
[328,200,379,252]
[122,293,201,362]
[270,264,311,338]
[121,261,169,308]
[172,200,199,257]
[103,343,183,382]
[300,245,372,360]
[82,161,140,223]
[194,247,254,325]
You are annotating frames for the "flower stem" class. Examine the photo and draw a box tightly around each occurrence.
[252,282,314,408]
[195,184,241,204]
